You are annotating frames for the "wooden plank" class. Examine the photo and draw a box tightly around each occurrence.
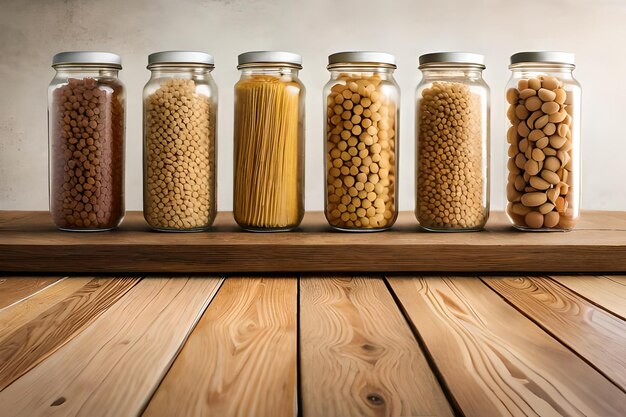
[0,277,92,339]
[0,277,140,391]
[550,275,626,320]
[1,211,626,273]
[299,277,454,417]
[0,277,62,309]
[388,277,626,417]
[483,276,626,390]
[0,277,222,417]
[143,277,297,417]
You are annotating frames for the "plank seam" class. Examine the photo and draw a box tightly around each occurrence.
[547,275,626,321]
[136,276,226,416]
[383,276,465,417]
[479,276,626,395]
[0,277,67,313]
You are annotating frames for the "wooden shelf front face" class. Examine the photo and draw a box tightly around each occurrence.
[1,211,625,273]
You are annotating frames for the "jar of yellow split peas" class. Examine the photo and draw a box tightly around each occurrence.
[505,52,581,231]
[324,52,399,231]
[233,51,305,232]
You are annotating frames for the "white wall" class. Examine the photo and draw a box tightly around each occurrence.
[1,0,625,211]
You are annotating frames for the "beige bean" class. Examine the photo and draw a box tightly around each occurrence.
[549,109,567,123]
[536,136,549,149]
[525,211,544,228]
[538,88,557,102]
[541,169,560,184]
[521,192,547,207]
[512,202,532,216]
[554,89,566,104]
[516,105,529,120]
[531,148,545,162]
[541,77,559,90]
[525,96,543,112]
[547,187,560,204]
[506,88,519,104]
[524,159,541,176]
[528,129,545,142]
[544,211,560,227]
[519,88,537,99]
[544,156,561,172]
[539,202,555,215]
[549,135,567,149]
[528,78,541,90]
[530,175,550,190]
[542,123,556,136]
[541,101,560,114]
[517,121,530,137]
[534,114,550,129]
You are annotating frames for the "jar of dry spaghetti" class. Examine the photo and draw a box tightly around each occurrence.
[324,52,399,231]
[233,51,305,232]
[143,51,217,232]
[415,52,490,232]
[48,52,125,231]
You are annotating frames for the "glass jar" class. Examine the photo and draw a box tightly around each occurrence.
[323,52,399,231]
[415,52,490,232]
[233,51,305,232]
[143,51,218,232]
[48,52,125,231]
[505,52,580,231]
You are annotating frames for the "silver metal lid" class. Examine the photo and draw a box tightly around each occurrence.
[237,51,302,68]
[148,51,214,67]
[52,51,122,69]
[328,51,396,68]
[419,52,485,67]
[510,51,575,65]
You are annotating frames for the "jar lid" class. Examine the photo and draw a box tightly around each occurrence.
[510,51,575,65]
[328,51,396,68]
[52,51,122,69]
[237,51,302,69]
[148,51,214,68]
[419,52,485,68]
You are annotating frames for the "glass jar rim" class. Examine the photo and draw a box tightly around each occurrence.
[147,62,214,70]
[419,62,485,70]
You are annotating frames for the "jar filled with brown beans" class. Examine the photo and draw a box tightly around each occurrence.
[48,52,125,231]
[505,52,581,231]
[415,53,490,232]
[324,52,399,231]
[143,51,217,232]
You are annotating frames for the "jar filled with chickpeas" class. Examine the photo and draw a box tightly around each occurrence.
[233,51,305,232]
[324,52,399,231]
[143,51,218,232]
[415,52,490,232]
[48,52,126,231]
[505,52,580,231]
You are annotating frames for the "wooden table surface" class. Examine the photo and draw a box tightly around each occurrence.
[1,211,626,273]
[0,275,625,417]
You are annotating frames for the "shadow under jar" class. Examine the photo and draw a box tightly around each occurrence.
[324,52,399,231]
[48,52,125,231]
[233,51,305,232]
[143,51,218,232]
[415,52,490,232]
[505,52,581,231]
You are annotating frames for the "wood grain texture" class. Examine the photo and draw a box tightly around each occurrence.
[299,277,454,417]
[0,277,140,391]
[388,277,626,417]
[550,275,626,320]
[0,277,222,417]
[0,277,61,309]
[143,277,297,417]
[0,277,92,340]
[1,211,626,273]
[483,276,626,391]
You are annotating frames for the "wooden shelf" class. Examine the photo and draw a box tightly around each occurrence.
[1,210,625,273]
